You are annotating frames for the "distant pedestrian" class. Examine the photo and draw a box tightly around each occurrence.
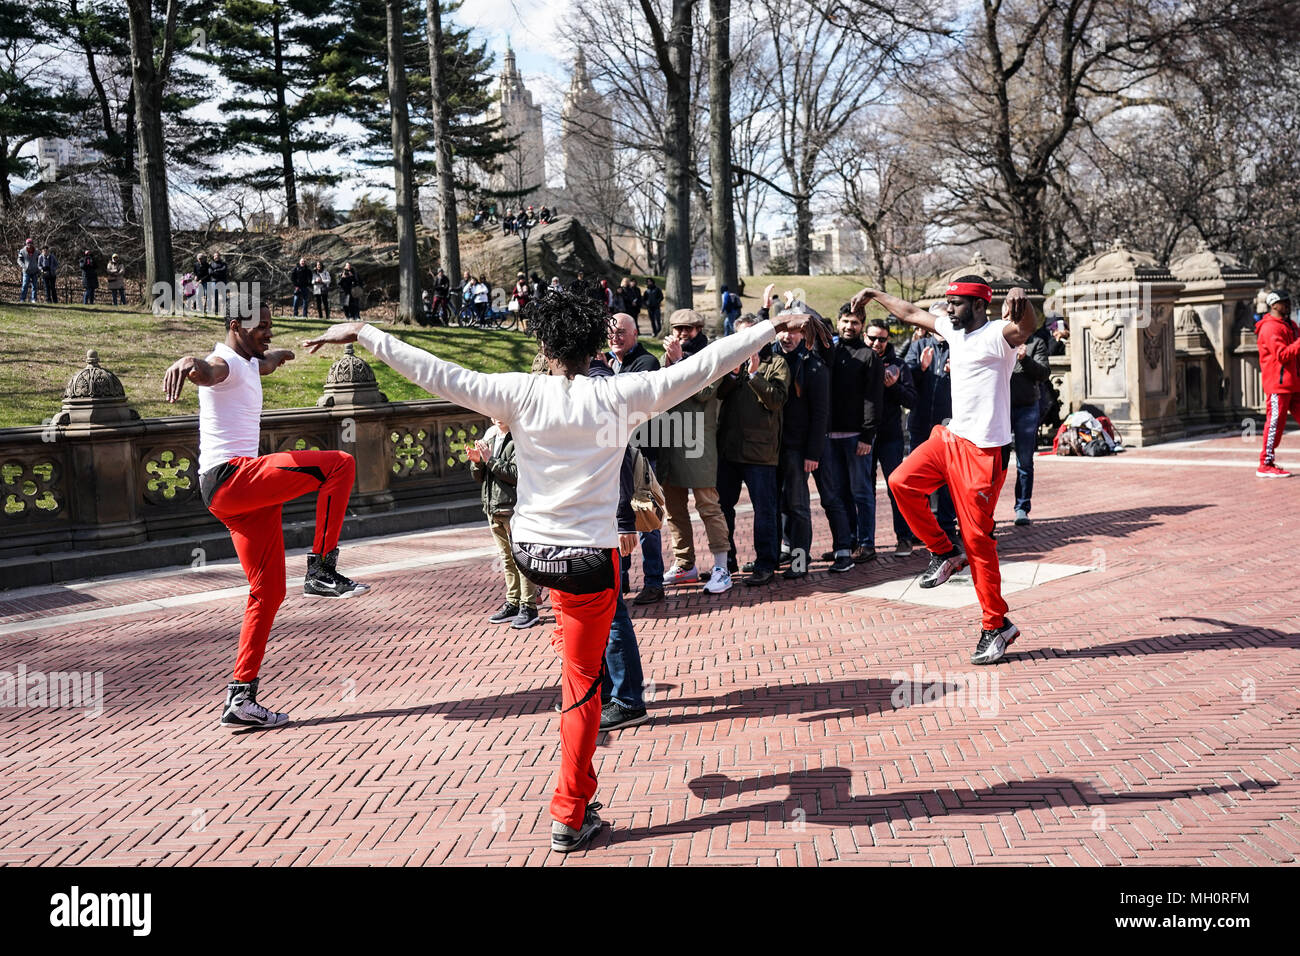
[80,250,98,305]
[38,246,58,303]
[196,252,213,314]
[290,257,312,317]
[720,284,743,336]
[338,262,362,320]
[17,238,40,302]
[312,260,331,320]
[643,277,664,336]
[105,253,127,306]
[1257,290,1300,478]
[471,418,541,629]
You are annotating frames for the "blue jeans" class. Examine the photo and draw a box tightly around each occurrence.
[20,273,38,301]
[723,314,738,336]
[111,288,126,305]
[1012,403,1038,513]
[82,287,95,304]
[292,288,309,316]
[618,528,664,593]
[717,459,779,571]
[872,437,910,542]
[815,435,862,554]
[853,447,876,549]
[602,591,645,709]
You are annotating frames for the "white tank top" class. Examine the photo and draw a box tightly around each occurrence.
[198,342,263,475]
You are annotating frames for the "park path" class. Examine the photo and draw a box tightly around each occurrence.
[1,431,1296,866]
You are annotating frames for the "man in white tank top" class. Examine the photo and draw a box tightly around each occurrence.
[163,305,368,731]
[851,278,1037,665]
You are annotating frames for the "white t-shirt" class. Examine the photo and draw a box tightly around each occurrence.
[933,315,1016,448]
[357,320,777,548]
[198,342,263,474]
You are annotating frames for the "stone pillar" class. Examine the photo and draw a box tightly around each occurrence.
[1169,243,1265,424]
[59,350,148,548]
[1061,240,1185,447]
[318,343,394,514]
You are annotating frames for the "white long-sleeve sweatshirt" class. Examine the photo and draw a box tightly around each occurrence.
[357,321,777,548]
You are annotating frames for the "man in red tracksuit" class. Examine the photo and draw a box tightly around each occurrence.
[164,304,368,730]
[851,277,1037,665]
[1256,289,1300,478]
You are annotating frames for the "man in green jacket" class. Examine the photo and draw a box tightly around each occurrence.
[658,309,735,595]
[470,419,540,628]
[717,313,791,586]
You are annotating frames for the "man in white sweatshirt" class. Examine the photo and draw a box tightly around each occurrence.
[304,290,824,853]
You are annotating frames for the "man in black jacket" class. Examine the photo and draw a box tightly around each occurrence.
[1009,322,1051,525]
[815,304,885,570]
[771,294,830,578]
[290,258,312,317]
[643,278,664,336]
[608,312,666,605]
[865,319,919,555]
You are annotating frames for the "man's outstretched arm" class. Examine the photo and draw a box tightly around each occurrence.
[163,353,229,402]
[302,321,522,422]
[850,287,938,334]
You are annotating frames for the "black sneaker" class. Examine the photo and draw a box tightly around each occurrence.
[511,605,540,629]
[219,678,290,729]
[741,560,757,574]
[551,802,605,852]
[599,700,649,731]
[828,554,855,573]
[777,551,794,567]
[971,618,1020,665]
[304,548,369,598]
[852,546,877,564]
[782,567,806,580]
[745,568,775,587]
[489,602,519,623]
[918,548,966,589]
[727,555,739,573]
[820,550,837,562]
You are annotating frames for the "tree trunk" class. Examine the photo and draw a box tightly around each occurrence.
[663,0,694,314]
[708,0,739,303]
[794,191,812,275]
[273,14,298,228]
[426,0,460,280]
[387,0,419,323]
[125,0,175,302]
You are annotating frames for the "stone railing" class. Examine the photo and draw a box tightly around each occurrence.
[1,346,490,588]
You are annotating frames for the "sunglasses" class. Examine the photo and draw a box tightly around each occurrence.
[866,334,890,343]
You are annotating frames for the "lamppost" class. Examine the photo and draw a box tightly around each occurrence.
[517,219,532,279]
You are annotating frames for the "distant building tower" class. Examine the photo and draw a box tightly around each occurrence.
[562,50,613,213]
[488,46,545,198]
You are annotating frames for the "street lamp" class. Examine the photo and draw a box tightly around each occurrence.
[518,219,531,279]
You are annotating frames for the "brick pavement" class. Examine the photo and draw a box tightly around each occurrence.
[1,431,1297,866]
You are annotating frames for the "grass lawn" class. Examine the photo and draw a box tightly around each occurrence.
[0,302,546,429]
[0,274,915,429]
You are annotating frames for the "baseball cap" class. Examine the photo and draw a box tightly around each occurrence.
[668,308,704,328]
[1265,289,1290,307]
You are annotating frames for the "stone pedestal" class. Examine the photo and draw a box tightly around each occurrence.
[1169,243,1265,423]
[1061,240,1185,447]
[318,343,394,515]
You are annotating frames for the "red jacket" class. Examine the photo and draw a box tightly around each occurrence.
[1257,313,1300,394]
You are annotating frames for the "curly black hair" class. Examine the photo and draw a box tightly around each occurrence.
[521,288,609,371]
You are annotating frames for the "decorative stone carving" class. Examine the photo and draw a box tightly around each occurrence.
[1142,322,1164,370]
[2,459,63,520]
[443,422,482,470]
[60,350,140,425]
[276,434,325,453]
[391,426,434,479]
[1175,306,1203,336]
[318,344,387,407]
[1089,321,1124,374]
[142,448,198,506]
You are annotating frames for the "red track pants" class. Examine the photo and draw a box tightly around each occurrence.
[889,425,1009,630]
[1260,392,1300,467]
[548,555,620,831]
[208,451,356,682]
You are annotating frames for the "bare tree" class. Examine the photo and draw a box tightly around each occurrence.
[754,0,899,275]
[707,0,738,300]
[425,0,459,279]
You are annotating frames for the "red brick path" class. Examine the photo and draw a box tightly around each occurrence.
[1,432,1296,866]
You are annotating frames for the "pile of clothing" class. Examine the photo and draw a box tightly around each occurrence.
[1052,410,1122,457]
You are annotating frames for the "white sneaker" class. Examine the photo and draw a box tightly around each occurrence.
[701,566,732,594]
[665,564,699,584]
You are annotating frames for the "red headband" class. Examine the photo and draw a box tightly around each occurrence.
[946,281,992,303]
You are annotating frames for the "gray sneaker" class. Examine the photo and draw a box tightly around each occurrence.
[550,802,604,853]
[971,619,1020,665]
[919,547,966,589]
[1014,509,1031,526]
[219,679,290,729]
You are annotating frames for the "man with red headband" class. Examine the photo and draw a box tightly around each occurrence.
[850,276,1036,664]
